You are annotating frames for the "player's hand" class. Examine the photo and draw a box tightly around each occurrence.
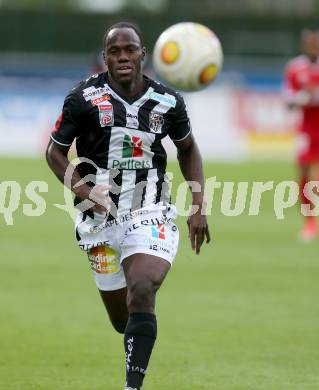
[294,90,311,106]
[89,184,112,214]
[308,86,319,104]
[73,182,112,214]
[301,84,319,104]
[187,204,211,255]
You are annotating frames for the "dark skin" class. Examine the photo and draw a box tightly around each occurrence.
[103,27,146,98]
[46,27,210,333]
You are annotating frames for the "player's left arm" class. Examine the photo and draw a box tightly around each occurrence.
[283,63,315,107]
[174,133,211,254]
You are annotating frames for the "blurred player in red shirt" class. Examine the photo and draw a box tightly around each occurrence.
[284,29,319,241]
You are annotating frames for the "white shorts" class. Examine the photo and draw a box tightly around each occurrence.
[75,205,179,291]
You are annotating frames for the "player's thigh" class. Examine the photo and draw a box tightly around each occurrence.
[122,253,171,313]
[122,253,171,292]
[309,138,319,180]
[298,133,319,171]
[308,164,319,181]
[99,287,128,333]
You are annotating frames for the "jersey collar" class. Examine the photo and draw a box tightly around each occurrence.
[103,72,151,105]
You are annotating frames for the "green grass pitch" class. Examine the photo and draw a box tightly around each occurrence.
[1,158,319,389]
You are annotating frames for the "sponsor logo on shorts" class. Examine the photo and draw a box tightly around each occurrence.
[125,218,171,235]
[148,243,170,254]
[89,209,149,233]
[151,223,165,239]
[88,245,119,274]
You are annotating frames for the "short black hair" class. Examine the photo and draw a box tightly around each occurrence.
[103,22,143,49]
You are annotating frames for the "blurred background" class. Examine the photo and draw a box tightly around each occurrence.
[0,0,313,159]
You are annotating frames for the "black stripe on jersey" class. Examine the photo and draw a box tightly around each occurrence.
[79,98,126,169]
[150,135,167,171]
[155,170,170,204]
[74,161,95,219]
[108,169,123,219]
[111,97,126,128]
[131,169,149,211]
[76,212,87,242]
[95,98,126,169]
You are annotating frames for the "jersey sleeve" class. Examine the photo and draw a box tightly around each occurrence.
[168,94,192,142]
[51,90,84,146]
[282,62,301,104]
[282,61,311,106]
[283,63,299,92]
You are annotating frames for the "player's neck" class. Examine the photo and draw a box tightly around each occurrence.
[108,74,145,99]
[307,55,318,63]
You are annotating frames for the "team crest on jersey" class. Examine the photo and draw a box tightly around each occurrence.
[151,224,166,240]
[149,112,164,133]
[98,103,114,127]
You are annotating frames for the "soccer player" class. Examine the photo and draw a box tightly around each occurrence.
[46,22,210,389]
[283,28,319,241]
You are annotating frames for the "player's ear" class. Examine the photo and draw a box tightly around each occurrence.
[102,50,107,64]
[141,47,146,61]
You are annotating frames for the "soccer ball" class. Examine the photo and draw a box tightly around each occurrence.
[152,22,223,91]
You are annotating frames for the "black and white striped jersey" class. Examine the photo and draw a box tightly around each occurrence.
[51,72,192,218]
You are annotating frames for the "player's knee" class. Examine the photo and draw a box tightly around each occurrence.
[127,280,155,311]
[110,317,127,334]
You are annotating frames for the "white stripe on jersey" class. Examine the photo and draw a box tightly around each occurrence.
[117,170,137,216]
[142,169,159,207]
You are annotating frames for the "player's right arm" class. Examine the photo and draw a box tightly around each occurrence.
[168,93,210,254]
[283,61,311,108]
[46,91,110,213]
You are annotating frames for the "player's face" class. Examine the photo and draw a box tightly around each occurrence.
[302,32,319,61]
[104,28,145,85]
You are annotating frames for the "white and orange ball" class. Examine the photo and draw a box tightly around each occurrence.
[153,22,223,91]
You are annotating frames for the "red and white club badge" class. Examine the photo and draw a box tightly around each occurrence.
[98,103,114,127]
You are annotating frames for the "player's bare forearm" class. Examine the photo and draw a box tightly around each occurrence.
[46,140,110,213]
[174,134,211,254]
[46,139,82,191]
[175,134,205,206]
